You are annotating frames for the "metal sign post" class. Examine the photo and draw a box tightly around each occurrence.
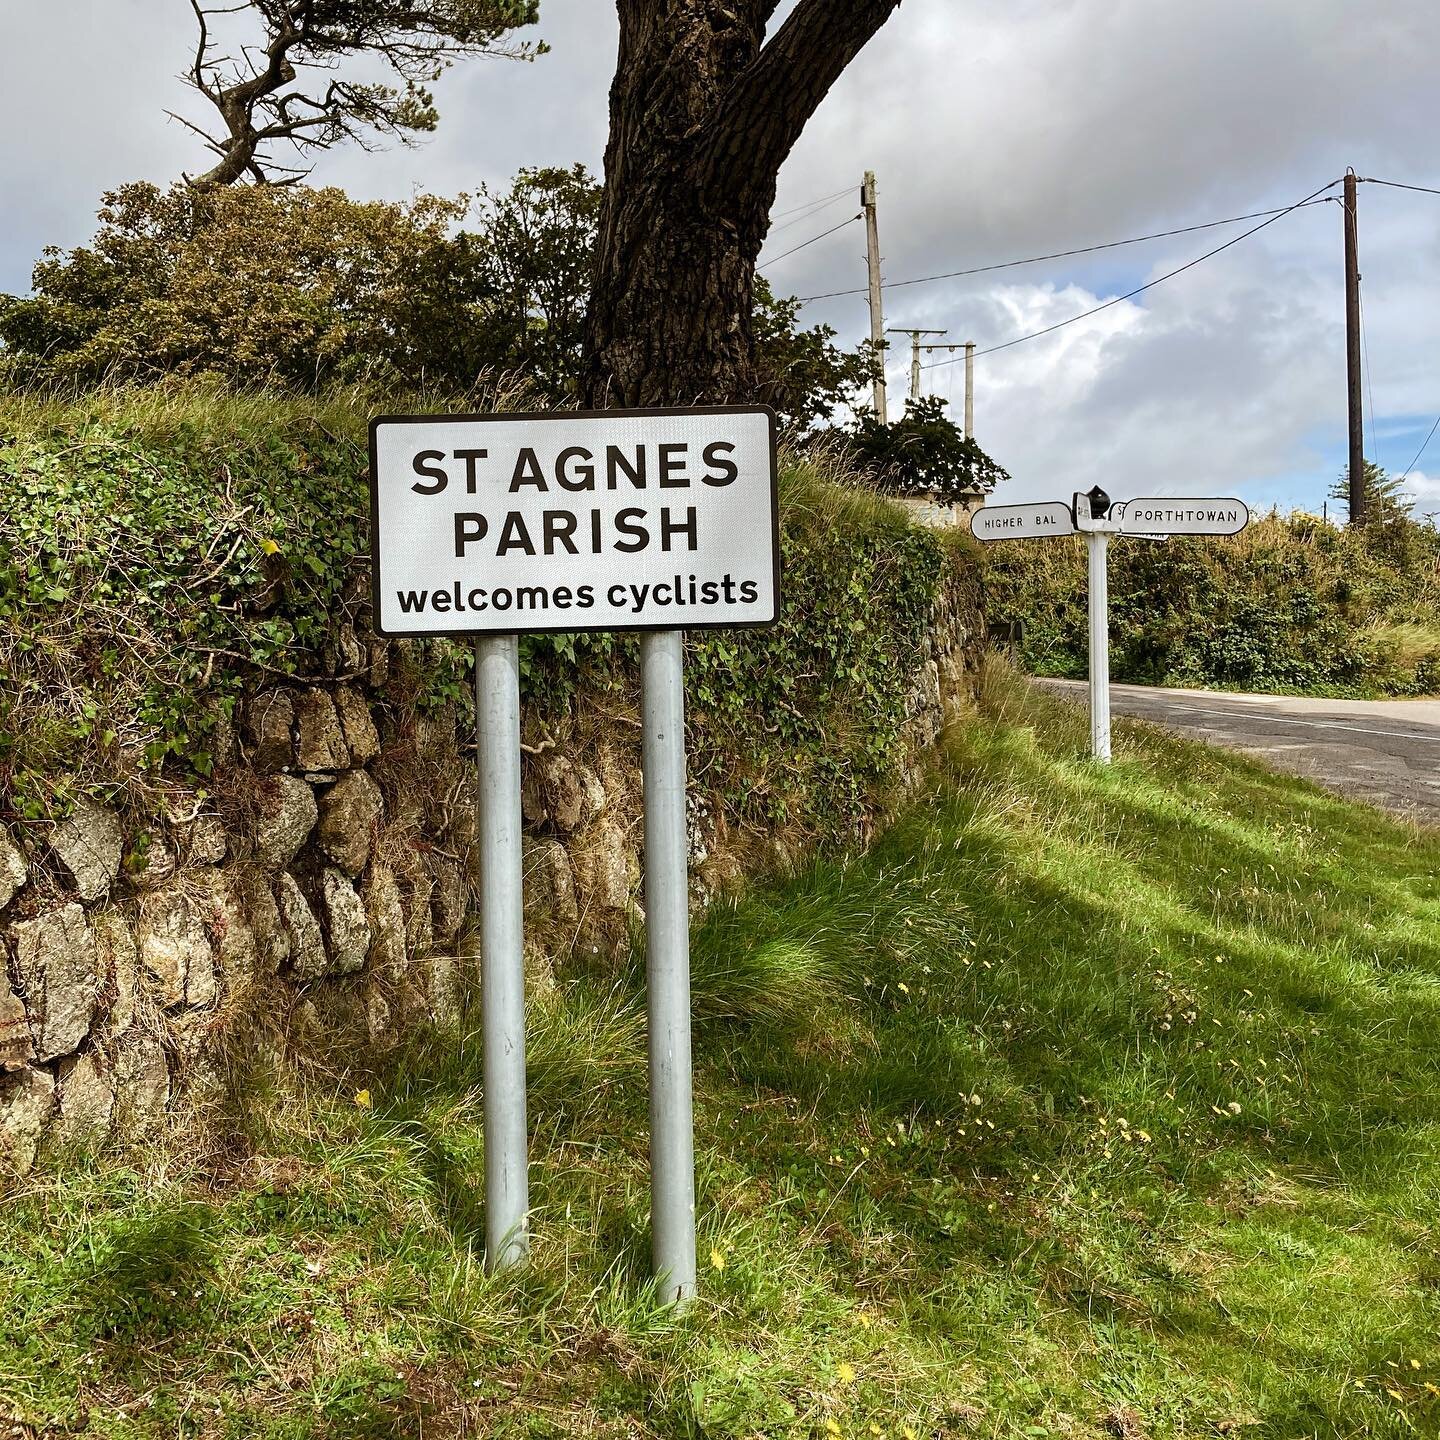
[640,630,697,1304]
[1084,530,1113,763]
[475,634,529,1271]
[1073,488,1120,763]
[369,406,779,1299]
[974,488,1250,765]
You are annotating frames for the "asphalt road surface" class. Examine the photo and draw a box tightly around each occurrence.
[1037,679,1440,827]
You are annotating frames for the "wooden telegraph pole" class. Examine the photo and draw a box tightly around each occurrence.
[862,171,888,420]
[964,341,976,439]
[888,327,947,403]
[1344,169,1365,525]
[919,339,979,437]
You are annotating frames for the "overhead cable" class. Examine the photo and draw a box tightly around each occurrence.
[922,178,1343,368]
[1400,412,1440,482]
[757,214,862,272]
[765,191,858,239]
[1358,177,1440,199]
[771,185,854,219]
[796,199,1338,304]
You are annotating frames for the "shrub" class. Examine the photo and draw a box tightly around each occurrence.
[1,174,872,428]
[847,396,1009,504]
[0,184,488,391]
[983,509,1440,696]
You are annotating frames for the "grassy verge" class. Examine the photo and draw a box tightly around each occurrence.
[4,665,1439,1439]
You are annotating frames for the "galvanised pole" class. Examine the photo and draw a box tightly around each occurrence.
[476,635,530,1272]
[640,629,697,1305]
[1086,532,1112,762]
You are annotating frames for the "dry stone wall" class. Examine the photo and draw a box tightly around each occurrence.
[0,595,982,1175]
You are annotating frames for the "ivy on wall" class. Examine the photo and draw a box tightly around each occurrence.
[0,394,969,838]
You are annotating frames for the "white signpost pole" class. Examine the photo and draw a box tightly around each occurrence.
[976,489,1248,766]
[475,634,530,1271]
[640,630,697,1305]
[1073,489,1121,764]
[1085,531,1112,763]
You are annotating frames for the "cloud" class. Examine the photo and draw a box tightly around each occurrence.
[1400,469,1440,519]
[2,0,1438,519]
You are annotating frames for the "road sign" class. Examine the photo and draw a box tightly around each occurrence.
[370,407,779,637]
[972,500,1077,542]
[973,486,1247,762]
[368,405,783,1306]
[1073,489,1121,534]
[1116,497,1249,535]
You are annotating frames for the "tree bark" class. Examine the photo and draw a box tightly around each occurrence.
[583,0,903,409]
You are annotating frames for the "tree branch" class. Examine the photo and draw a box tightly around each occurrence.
[188,0,220,101]
[701,0,903,198]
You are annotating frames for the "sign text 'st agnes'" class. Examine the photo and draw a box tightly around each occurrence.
[369,407,779,636]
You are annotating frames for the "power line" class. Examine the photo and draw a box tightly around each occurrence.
[794,198,1338,304]
[757,214,861,272]
[1400,412,1440,481]
[1359,177,1440,198]
[771,185,854,220]
[1358,270,1381,470]
[766,191,856,238]
[923,178,1343,369]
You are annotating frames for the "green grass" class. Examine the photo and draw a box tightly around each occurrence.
[4,665,1440,1438]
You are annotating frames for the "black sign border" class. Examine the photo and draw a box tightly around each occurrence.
[367,405,782,640]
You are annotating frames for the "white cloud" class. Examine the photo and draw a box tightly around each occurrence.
[1400,468,1440,518]
[2,0,1438,518]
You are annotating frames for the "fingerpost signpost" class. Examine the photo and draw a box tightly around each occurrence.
[370,407,780,1304]
[974,486,1250,762]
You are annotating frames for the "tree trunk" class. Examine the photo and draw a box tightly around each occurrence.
[583,0,903,409]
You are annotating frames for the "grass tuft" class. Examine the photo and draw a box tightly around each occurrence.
[3,664,1439,1437]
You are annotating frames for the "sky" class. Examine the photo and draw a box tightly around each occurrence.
[3,0,1439,515]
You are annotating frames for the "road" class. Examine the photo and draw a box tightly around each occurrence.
[1037,679,1440,826]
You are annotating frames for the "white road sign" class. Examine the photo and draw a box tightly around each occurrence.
[370,407,779,637]
[972,500,1077,542]
[1117,497,1249,536]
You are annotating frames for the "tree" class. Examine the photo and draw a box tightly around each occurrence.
[1330,461,1414,528]
[470,166,603,398]
[1,166,871,410]
[176,0,544,186]
[582,0,903,408]
[848,396,1009,504]
[0,183,489,388]
[473,168,871,418]
[752,278,872,430]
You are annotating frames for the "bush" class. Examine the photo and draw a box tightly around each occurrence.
[983,509,1440,696]
[0,184,488,391]
[0,175,872,427]
[847,396,1008,504]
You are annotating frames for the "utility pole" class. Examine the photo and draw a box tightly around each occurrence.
[1344,169,1365,526]
[964,341,976,439]
[919,339,979,437]
[887,327,947,403]
[862,171,888,421]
